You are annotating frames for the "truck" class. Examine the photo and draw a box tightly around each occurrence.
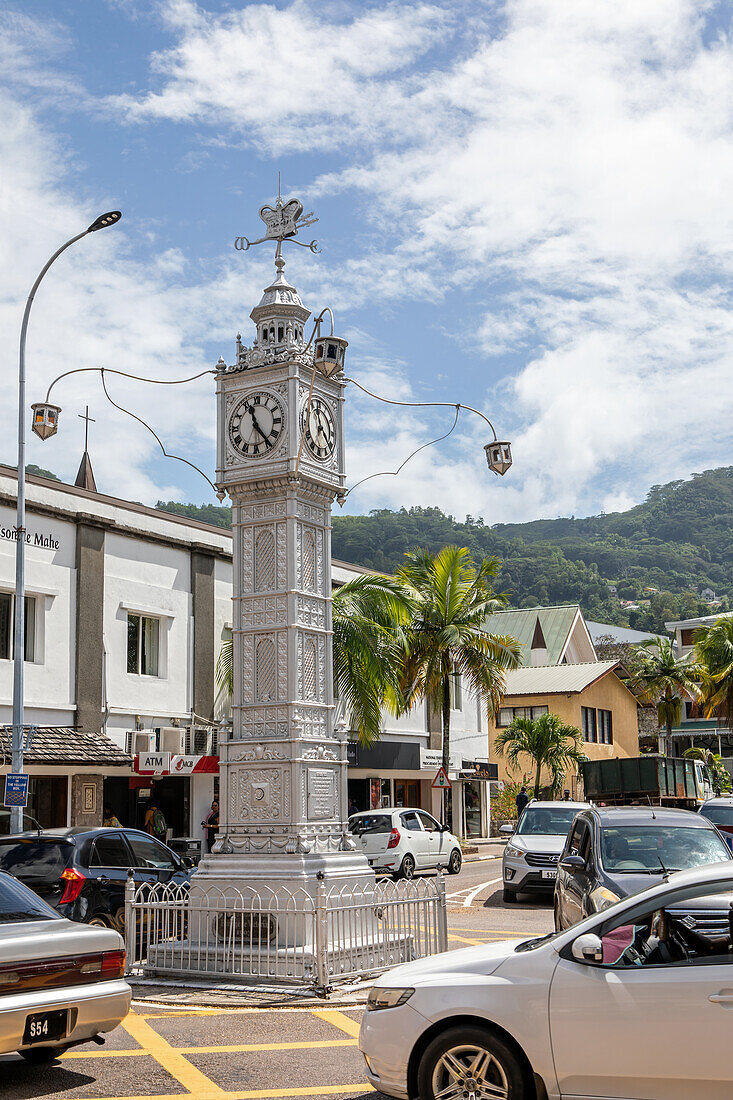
[581,755,712,809]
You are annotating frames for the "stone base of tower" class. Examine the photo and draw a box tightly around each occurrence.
[192,849,375,893]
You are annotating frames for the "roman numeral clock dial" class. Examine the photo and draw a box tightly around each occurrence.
[302,397,336,461]
[228,392,284,458]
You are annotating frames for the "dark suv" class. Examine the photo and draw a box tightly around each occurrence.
[554,806,731,931]
[0,828,192,930]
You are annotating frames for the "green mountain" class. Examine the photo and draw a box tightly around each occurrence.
[154,466,733,633]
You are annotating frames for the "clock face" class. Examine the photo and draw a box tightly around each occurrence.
[228,392,284,458]
[303,397,336,461]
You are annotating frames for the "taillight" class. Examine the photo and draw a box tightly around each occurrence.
[387,828,400,849]
[0,951,126,993]
[59,868,86,904]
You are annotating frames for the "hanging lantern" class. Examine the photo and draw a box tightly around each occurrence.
[485,440,512,476]
[31,403,61,441]
[314,334,348,377]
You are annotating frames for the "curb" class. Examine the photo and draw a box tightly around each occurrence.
[128,976,371,1009]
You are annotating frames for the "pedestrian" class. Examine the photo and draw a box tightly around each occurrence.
[202,800,219,852]
[103,803,121,827]
[348,797,357,817]
[515,786,529,818]
[562,789,571,801]
[145,802,167,840]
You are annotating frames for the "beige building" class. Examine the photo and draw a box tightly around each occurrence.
[488,661,641,797]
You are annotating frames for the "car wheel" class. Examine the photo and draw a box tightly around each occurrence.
[447,848,462,875]
[400,854,416,880]
[88,915,111,928]
[502,886,517,903]
[20,1046,68,1064]
[417,1026,527,1100]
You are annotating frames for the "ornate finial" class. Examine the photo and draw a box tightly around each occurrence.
[234,176,320,257]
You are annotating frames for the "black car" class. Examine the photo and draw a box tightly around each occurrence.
[0,827,193,930]
[554,806,732,931]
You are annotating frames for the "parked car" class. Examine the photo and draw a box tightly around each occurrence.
[348,809,462,878]
[0,869,130,1062]
[554,805,731,931]
[0,828,193,931]
[501,800,589,902]
[699,796,733,852]
[359,861,733,1100]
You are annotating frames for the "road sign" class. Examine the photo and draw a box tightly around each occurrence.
[4,773,29,808]
[431,766,452,790]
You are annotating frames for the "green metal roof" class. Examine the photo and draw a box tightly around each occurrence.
[489,605,581,666]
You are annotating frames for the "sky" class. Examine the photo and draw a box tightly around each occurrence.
[2,0,733,525]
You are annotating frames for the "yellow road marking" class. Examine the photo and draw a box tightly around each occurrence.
[122,1011,227,1099]
[312,1009,362,1039]
[64,1087,373,1100]
[448,933,488,946]
[62,1039,356,1060]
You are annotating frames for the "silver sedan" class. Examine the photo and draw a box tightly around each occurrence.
[0,870,130,1062]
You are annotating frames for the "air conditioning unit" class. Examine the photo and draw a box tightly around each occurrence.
[127,731,156,755]
[156,726,185,754]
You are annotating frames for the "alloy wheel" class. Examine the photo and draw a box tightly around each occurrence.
[431,1043,509,1100]
[401,855,415,880]
[449,849,462,874]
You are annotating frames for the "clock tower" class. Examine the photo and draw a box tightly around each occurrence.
[194,196,373,898]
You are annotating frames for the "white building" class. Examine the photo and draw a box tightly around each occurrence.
[0,463,493,841]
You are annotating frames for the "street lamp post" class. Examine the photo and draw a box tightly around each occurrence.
[10,211,122,833]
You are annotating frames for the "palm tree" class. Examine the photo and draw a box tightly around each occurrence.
[494,712,587,801]
[694,617,733,734]
[628,637,699,756]
[395,546,521,826]
[216,573,413,747]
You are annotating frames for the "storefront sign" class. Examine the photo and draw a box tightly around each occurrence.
[419,747,461,773]
[459,761,498,781]
[170,755,200,774]
[0,524,60,550]
[137,752,171,774]
[4,773,29,807]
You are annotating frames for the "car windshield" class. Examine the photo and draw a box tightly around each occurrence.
[700,805,733,826]
[516,807,579,836]
[0,839,73,883]
[348,814,392,836]
[600,825,731,873]
[0,873,60,923]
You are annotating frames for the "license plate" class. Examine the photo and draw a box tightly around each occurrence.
[541,869,557,880]
[22,1009,68,1046]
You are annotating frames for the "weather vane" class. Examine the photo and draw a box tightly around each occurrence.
[234,172,320,256]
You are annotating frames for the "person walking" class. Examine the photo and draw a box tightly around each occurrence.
[103,803,121,827]
[515,786,529,818]
[202,800,219,853]
[145,802,167,841]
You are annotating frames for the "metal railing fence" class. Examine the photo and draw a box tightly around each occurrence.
[124,870,447,994]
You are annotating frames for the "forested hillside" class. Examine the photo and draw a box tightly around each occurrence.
[154,466,733,632]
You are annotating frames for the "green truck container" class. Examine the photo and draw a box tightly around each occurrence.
[581,756,708,808]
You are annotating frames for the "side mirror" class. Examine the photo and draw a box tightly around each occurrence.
[499,824,515,836]
[560,854,586,872]
[183,857,195,869]
[571,933,604,965]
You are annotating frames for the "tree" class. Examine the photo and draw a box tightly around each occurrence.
[216,573,413,747]
[694,617,733,733]
[395,546,521,826]
[627,637,700,756]
[494,712,587,801]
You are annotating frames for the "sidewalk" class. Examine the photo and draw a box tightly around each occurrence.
[462,836,506,861]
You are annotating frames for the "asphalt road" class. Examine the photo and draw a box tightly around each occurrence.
[0,856,554,1100]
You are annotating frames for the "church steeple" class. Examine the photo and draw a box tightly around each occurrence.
[74,405,97,492]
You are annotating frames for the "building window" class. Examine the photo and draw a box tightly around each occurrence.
[598,709,613,745]
[127,613,160,676]
[0,594,36,662]
[497,704,548,727]
[582,706,597,743]
[681,629,697,647]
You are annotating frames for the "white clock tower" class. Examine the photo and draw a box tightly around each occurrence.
[194,195,373,898]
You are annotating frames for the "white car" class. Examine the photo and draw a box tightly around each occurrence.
[348,808,462,878]
[0,870,130,1062]
[359,861,733,1099]
[501,800,589,902]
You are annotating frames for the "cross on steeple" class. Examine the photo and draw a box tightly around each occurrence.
[78,406,95,453]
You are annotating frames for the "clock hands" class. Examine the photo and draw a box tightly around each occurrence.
[245,402,269,444]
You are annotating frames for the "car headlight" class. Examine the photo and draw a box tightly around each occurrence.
[367,987,415,1011]
[504,844,523,859]
[590,886,620,912]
